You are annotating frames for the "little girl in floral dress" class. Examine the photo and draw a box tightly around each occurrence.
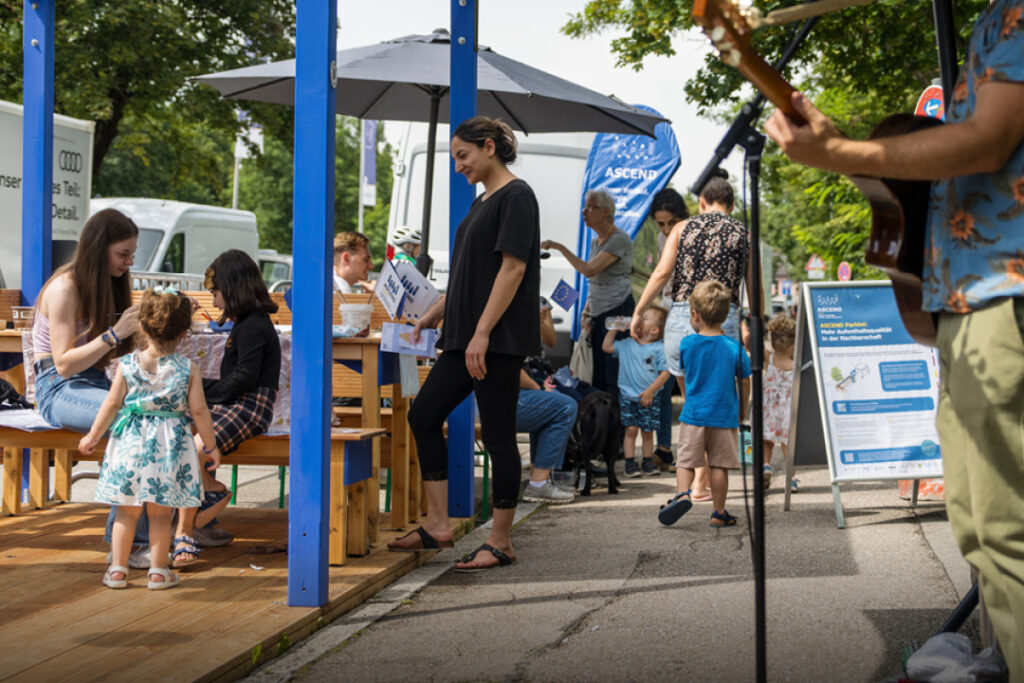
[761,314,795,491]
[80,288,221,590]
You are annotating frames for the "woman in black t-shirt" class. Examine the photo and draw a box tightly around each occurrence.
[387,117,540,572]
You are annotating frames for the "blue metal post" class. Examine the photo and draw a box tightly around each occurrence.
[288,0,336,607]
[446,0,478,518]
[21,0,55,304]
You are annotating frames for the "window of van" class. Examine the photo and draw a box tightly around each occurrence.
[136,228,163,272]
[161,233,185,273]
[261,261,289,285]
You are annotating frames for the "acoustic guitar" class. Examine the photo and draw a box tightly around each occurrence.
[693,0,940,346]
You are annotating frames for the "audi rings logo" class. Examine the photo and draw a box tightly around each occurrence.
[58,150,83,173]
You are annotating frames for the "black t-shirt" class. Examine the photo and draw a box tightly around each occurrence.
[441,178,541,357]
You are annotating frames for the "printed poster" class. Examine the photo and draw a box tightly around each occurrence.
[807,282,943,482]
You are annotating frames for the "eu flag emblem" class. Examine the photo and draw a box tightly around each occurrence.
[550,279,580,311]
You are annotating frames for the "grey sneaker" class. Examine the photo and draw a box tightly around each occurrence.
[624,459,641,478]
[522,481,575,504]
[106,545,151,569]
[641,458,661,476]
[193,526,235,547]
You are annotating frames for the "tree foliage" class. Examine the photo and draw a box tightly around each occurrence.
[565,0,988,281]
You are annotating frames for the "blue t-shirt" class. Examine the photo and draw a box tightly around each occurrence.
[611,338,667,400]
[923,0,1024,312]
[679,334,751,428]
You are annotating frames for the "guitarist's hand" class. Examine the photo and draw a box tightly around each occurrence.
[765,92,847,174]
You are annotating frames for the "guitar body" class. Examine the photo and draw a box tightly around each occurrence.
[855,113,944,347]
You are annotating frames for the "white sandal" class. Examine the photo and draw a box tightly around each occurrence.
[147,567,180,590]
[103,565,129,589]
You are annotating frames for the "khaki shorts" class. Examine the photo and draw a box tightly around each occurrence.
[676,423,740,470]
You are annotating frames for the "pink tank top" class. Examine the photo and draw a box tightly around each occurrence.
[32,309,89,354]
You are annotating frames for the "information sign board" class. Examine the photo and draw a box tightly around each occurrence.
[785,281,942,527]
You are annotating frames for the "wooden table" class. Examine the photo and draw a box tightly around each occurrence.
[0,330,26,397]
[331,334,413,559]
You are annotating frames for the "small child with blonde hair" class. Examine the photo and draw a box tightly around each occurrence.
[80,288,221,590]
[658,280,750,527]
[762,313,796,491]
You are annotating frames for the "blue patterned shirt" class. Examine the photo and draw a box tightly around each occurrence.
[923,0,1024,312]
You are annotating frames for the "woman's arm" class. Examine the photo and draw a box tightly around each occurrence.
[189,362,222,469]
[46,277,139,377]
[539,307,557,348]
[631,223,682,340]
[464,254,527,380]
[519,368,541,391]
[540,240,618,278]
[78,366,127,454]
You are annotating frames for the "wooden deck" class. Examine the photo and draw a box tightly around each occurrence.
[0,503,469,682]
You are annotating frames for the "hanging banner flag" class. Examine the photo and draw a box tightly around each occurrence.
[571,105,680,340]
[362,120,377,207]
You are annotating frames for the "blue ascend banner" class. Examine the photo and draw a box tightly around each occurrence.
[571,105,680,339]
[805,282,943,482]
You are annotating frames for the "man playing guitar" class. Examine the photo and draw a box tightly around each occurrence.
[766,1,1024,675]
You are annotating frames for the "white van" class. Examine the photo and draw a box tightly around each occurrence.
[387,122,595,359]
[90,198,259,279]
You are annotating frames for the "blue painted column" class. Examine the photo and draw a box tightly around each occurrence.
[21,0,55,305]
[446,0,478,517]
[288,0,337,607]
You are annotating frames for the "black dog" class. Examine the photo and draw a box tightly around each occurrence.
[563,390,621,496]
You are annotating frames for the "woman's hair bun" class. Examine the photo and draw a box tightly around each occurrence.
[452,116,518,164]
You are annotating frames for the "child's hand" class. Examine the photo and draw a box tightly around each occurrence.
[206,447,222,470]
[639,388,654,407]
[78,433,98,455]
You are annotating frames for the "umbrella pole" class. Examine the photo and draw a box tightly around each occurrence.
[418,92,441,276]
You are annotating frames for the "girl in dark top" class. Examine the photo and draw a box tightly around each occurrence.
[387,116,540,572]
[172,250,282,561]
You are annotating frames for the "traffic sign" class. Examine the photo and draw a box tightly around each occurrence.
[806,254,826,280]
[837,261,852,281]
[914,84,945,121]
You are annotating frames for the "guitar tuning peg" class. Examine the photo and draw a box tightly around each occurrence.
[710,26,726,42]
[744,6,765,29]
[720,40,735,52]
[726,49,742,67]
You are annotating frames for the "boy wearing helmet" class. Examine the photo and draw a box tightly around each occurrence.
[390,225,421,266]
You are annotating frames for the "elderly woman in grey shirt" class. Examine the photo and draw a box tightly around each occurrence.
[542,189,634,396]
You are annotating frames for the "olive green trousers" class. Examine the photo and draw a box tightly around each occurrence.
[937,297,1024,680]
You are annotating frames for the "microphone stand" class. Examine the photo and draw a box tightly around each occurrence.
[690,18,817,683]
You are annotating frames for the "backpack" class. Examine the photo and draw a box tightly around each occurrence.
[0,378,32,410]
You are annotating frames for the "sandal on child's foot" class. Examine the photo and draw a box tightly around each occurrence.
[172,535,201,568]
[147,567,180,590]
[103,565,129,589]
[709,510,737,527]
[658,490,693,526]
[762,464,773,490]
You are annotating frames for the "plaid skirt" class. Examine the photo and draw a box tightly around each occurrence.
[209,387,276,455]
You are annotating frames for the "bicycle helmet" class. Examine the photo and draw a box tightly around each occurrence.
[390,225,421,248]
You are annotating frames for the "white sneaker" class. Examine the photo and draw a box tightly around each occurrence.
[522,481,575,504]
[106,546,151,569]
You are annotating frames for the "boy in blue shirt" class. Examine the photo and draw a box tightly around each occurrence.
[602,306,671,478]
[659,280,751,527]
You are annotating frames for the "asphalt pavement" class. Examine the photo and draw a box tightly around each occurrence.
[244,456,977,683]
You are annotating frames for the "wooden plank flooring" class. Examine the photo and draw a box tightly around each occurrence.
[0,503,469,682]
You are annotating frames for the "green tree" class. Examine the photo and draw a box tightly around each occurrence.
[0,0,296,184]
[564,1,988,281]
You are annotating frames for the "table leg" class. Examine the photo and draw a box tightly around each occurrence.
[2,446,21,515]
[329,440,347,565]
[390,394,410,530]
[360,345,381,543]
[346,479,367,556]
[54,449,72,502]
[29,448,50,509]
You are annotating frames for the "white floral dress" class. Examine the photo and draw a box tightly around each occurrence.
[95,352,203,508]
[762,354,793,446]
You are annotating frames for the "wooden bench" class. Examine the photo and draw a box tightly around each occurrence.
[0,425,384,565]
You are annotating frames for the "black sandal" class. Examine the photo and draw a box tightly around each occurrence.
[455,543,516,572]
[386,526,454,552]
[657,490,693,526]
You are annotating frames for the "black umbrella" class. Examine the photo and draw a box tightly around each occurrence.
[195,29,668,273]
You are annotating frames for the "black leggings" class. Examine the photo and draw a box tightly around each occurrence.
[408,351,523,509]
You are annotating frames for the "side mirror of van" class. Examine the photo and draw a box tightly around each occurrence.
[161,261,175,273]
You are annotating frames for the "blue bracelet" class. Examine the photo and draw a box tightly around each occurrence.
[107,326,121,345]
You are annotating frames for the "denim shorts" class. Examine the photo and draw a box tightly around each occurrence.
[35,363,111,434]
[663,301,741,377]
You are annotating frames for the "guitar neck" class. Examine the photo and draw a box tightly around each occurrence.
[736,55,806,125]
